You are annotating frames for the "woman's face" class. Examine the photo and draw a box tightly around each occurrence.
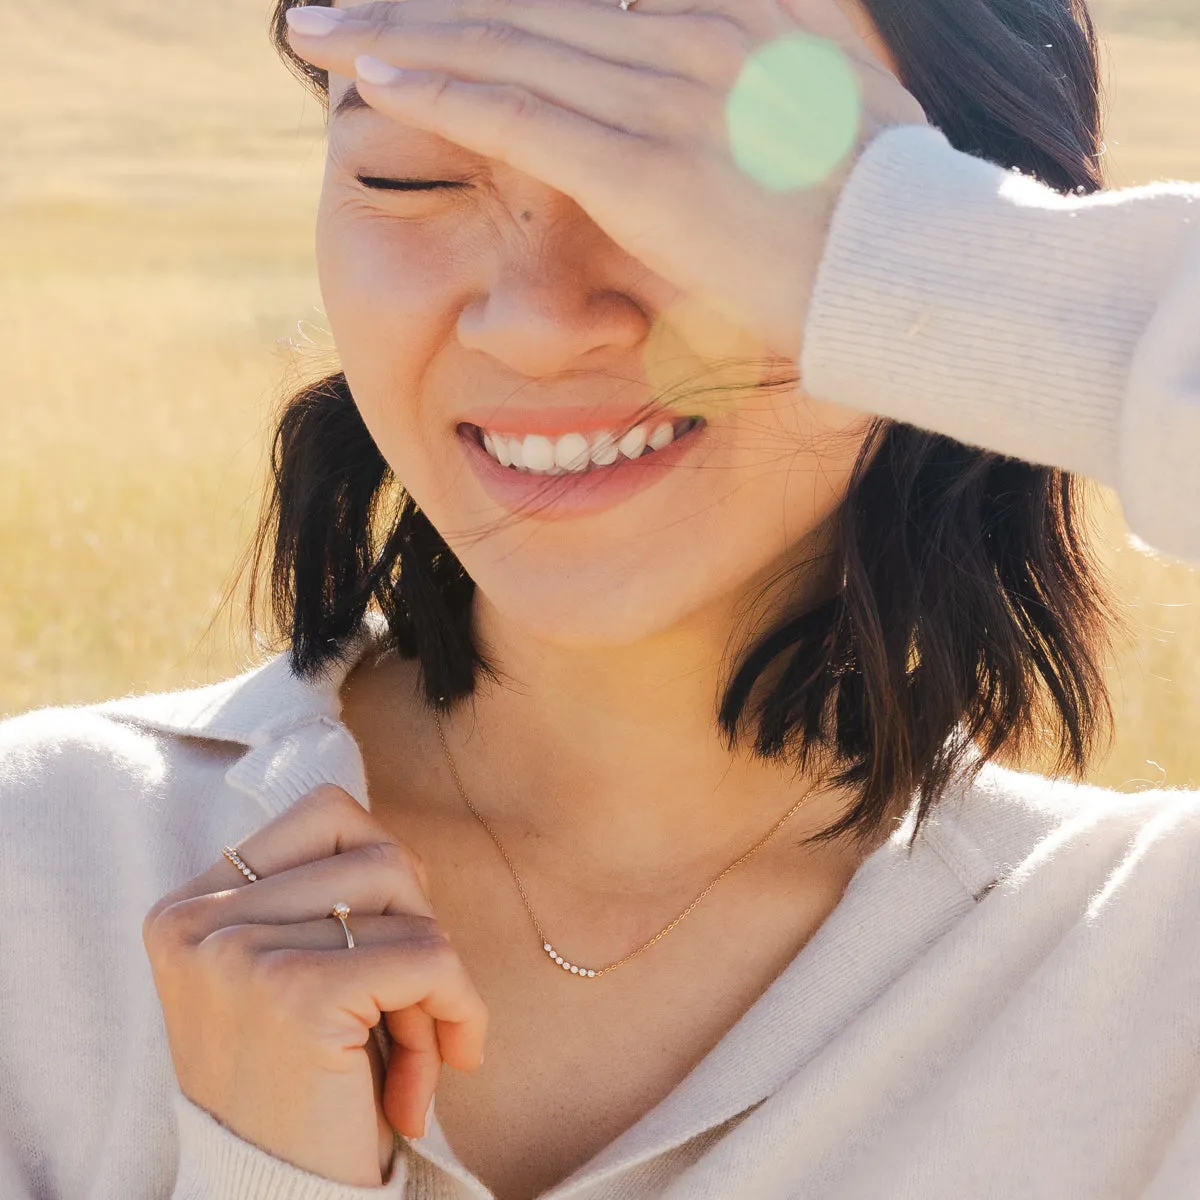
[315,0,880,648]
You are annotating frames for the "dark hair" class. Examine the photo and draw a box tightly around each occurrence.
[253,0,1116,851]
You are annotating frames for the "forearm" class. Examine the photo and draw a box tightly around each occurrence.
[801,124,1200,563]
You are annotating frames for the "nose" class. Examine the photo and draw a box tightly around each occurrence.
[455,222,650,378]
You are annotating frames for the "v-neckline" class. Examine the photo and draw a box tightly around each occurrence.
[402,789,995,1198]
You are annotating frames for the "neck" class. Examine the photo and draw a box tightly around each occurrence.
[440,587,867,887]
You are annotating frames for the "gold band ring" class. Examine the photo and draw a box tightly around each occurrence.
[329,901,356,950]
[222,845,261,883]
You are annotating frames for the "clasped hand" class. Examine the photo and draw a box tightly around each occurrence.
[143,786,488,1186]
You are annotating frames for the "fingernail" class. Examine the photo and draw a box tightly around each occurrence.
[356,54,403,86]
[285,6,346,36]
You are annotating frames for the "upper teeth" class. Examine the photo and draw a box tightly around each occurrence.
[480,420,687,474]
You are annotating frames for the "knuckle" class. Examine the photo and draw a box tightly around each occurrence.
[428,73,462,108]
[141,901,169,951]
[308,783,363,817]
[195,924,258,982]
[498,85,543,124]
[388,912,452,960]
[415,925,459,969]
[691,17,751,86]
[358,838,418,878]
[406,913,449,947]
[142,895,204,959]
[458,21,520,53]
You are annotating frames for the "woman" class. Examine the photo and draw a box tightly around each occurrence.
[1,1,1197,1198]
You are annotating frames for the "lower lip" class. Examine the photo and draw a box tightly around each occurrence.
[458,422,707,519]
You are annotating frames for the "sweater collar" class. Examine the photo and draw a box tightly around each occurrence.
[94,614,388,749]
[95,615,389,818]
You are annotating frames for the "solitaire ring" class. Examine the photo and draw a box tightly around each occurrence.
[329,901,355,949]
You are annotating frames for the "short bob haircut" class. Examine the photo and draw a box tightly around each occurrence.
[252,0,1117,852]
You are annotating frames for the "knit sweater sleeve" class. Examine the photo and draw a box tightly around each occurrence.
[800,124,1200,565]
[170,1093,408,1200]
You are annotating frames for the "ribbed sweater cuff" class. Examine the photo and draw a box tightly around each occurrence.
[800,124,1197,489]
[171,1092,408,1200]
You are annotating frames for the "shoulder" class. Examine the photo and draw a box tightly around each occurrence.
[0,674,258,821]
[0,625,384,875]
[0,692,253,901]
[0,653,294,860]
[964,756,1200,838]
[941,756,1200,909]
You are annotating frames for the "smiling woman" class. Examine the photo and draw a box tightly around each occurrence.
[1,0,1199,1199]
[262,0,1112,819]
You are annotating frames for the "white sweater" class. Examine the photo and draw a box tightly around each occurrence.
[3,128,1200,1200]
[803,126,1200,567]
[1,630,1199,1199]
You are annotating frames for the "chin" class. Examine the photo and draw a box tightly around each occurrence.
[472,574,690,649]
[462,539,765,652]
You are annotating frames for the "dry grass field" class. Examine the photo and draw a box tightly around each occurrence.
[3,1,1199,793]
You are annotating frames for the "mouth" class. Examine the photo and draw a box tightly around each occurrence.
[462,415,705,475]
[456,413,710,519]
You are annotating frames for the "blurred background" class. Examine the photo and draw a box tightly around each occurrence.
[2,0,1198,792]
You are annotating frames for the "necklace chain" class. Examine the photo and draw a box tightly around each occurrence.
[432,711,819,980]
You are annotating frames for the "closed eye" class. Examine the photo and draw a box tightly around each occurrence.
[356,174,470,192]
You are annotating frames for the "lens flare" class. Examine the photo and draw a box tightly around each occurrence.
[726,33,861,192]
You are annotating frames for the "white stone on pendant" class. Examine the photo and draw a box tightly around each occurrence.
[544,943,553,952]
[570,965,579,974]
[554,955,563,963]
[561,961,571,970]
[586,970,596,977]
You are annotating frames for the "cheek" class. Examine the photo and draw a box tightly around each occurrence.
[316,200,449,365]
[314,195,466,487]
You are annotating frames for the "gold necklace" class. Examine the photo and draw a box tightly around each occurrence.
[432,711,820,980]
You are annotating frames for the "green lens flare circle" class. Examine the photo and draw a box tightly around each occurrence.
[725,33,862,192]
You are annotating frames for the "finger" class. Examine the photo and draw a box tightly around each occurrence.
[343,58,658,219]
[154,839,436,945]
[293,0,764,89]
[202,918,488,1069]
[382,1005,443,1137]
[152,785,407,910]
[293,16,711,140]
[308,0,882,82]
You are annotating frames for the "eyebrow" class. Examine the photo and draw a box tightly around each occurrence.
[332,83,371,119]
